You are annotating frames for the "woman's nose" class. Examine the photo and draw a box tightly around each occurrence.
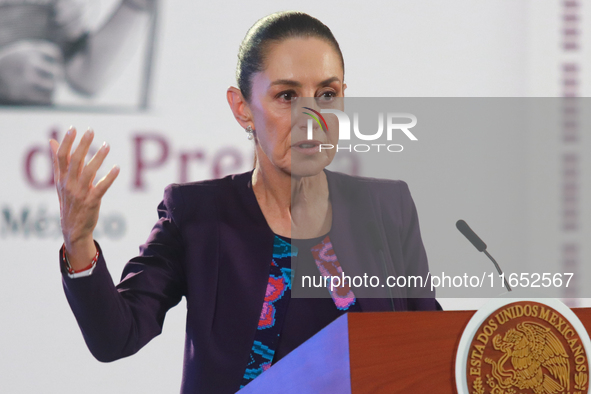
[292,98,323,138]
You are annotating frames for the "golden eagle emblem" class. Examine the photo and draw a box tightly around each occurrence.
[485,322,569,394]
[465,301,589,394]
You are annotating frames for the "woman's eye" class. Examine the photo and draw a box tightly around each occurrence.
[316,91,336,103]
[277,91,297,102]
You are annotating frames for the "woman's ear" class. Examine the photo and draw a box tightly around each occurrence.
[227,86,254,129]
[342,82,347,97]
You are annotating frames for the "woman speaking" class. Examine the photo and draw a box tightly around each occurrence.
[50,11,438,393]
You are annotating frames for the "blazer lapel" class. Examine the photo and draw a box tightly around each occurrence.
[228,171,275,350]
[324,170,401,312]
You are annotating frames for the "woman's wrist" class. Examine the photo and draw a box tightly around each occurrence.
[63,245,99,275]
[64,236,97,271]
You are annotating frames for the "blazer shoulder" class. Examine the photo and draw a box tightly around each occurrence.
[326,170,410,195]
[326,170,415,227]
[160,171,252,223]
[163,172,247,201]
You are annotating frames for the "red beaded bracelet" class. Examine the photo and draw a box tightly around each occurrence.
[63,246,99,274]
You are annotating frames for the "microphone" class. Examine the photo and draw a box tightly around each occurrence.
[455,220,512,292]
[456,219,486,252]
[368,225,395,311]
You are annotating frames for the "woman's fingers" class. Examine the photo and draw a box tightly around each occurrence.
[56,127,76,181]
[49,139,62,203]
[93,165,120,200]
[79,142,110,188]
[49,139,59,182]
[53,126,119,201]
[68,128,94,184]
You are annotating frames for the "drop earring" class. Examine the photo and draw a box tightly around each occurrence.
[245,125,254,140]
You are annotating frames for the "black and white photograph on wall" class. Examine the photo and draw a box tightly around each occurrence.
[0,0,157,110]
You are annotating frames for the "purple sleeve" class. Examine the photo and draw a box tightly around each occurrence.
[60,184,186,362]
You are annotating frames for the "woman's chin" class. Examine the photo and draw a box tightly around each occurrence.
[289,158,331,178]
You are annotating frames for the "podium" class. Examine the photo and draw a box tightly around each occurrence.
[240,308,591,393]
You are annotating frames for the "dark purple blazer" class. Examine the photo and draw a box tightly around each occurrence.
[61,170,438,393]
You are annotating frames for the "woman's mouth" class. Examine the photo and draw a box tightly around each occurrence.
[292,140,322,154]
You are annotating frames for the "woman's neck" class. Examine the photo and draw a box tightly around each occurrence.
[252,159,331,238]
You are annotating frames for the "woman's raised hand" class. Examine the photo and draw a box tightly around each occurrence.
[49,127,120,270]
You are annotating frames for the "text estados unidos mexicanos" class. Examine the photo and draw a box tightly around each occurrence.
[302,272,575,292]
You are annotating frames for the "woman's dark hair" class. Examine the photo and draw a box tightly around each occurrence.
[236,11,344,102]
